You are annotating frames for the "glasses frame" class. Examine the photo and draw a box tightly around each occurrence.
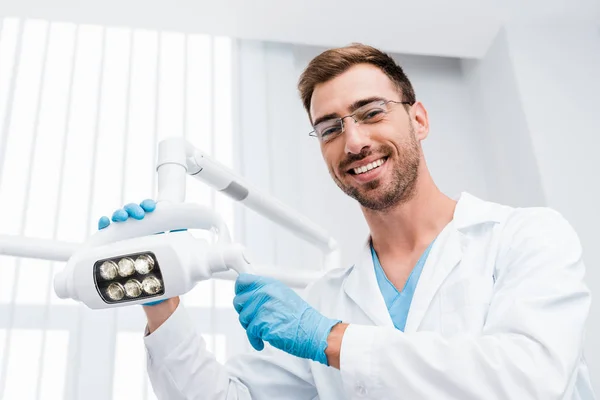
[308,99,414,141]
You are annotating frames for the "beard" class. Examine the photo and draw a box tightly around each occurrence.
[332,127,420,211]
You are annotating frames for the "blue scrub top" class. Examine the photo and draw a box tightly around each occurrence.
[371,239,436,331]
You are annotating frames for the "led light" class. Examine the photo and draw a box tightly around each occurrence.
[106,283,125,301]
[142,276,162,295]
[99,261,118,280]
[117,257,135,277]
[135,254,155,274]
[124,279,142,298]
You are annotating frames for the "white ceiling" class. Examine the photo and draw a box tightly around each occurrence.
[1,0,599,59]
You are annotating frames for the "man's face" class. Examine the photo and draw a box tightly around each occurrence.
[310,64,426,211]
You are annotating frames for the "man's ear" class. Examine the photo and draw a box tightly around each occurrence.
[411,101,429,141]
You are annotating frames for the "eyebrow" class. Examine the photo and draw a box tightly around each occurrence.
[312,96,387,127]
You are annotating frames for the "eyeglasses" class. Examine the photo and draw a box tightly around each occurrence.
[309,99,413,143]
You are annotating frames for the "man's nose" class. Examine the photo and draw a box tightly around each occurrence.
[343,117,371,155]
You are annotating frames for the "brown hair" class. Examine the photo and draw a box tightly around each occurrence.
[297,43,416,122]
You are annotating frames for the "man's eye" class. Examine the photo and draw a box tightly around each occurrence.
[362,109,385,120]
[321,126,341,137]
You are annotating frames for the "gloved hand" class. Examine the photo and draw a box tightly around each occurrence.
[98,199,157,230]
[233,273,341,366]
[98,199,171,306]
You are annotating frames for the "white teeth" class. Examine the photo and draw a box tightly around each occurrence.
[353,158,385,175]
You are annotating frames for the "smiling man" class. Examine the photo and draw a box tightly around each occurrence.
[306,66,422,214]
[103,43,594,399]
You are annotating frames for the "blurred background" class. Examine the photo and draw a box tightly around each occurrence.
[0,0,598,398]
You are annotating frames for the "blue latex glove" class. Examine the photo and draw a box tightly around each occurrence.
[233,273,341,366]
[98,199,171,306]
[98,199,157,229]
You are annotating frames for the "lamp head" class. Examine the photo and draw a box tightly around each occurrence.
[54,231,208,309]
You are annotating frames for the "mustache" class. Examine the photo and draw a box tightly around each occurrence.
[339,146,391,171]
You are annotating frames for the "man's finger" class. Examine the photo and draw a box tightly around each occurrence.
[140,199,156,213]
[98,216,110,230]
[247,332,264,351]
[124,203,145,220]
[111,209,128,222]
[237,302,256,329]
[234,273,261,295]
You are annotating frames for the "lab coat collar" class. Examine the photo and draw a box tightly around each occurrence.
[452,191,504,230]
[343,192,500,331]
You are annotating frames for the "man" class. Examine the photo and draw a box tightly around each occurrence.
[100,44,594,399]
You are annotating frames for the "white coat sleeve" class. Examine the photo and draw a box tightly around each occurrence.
[338,209,591,400]
[144,303,317,399]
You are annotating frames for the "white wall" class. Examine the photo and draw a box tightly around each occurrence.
[503,23,600,391]
[461,29,547,207]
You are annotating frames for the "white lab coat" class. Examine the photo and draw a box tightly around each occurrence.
[144,192,594,399]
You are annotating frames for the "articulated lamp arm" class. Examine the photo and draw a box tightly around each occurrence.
[156,137,341,271]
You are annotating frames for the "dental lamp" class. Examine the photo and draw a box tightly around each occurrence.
[49,137,340,309]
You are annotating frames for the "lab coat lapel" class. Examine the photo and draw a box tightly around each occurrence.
[343,242,394,328]
[403,222,463,332]
[403,192,504,332]
[342,192,502,332]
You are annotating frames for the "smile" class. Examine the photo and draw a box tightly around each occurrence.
[350,157,387,175]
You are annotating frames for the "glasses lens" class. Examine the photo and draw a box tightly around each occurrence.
[354,103,387,123]
[315,120,342,141]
